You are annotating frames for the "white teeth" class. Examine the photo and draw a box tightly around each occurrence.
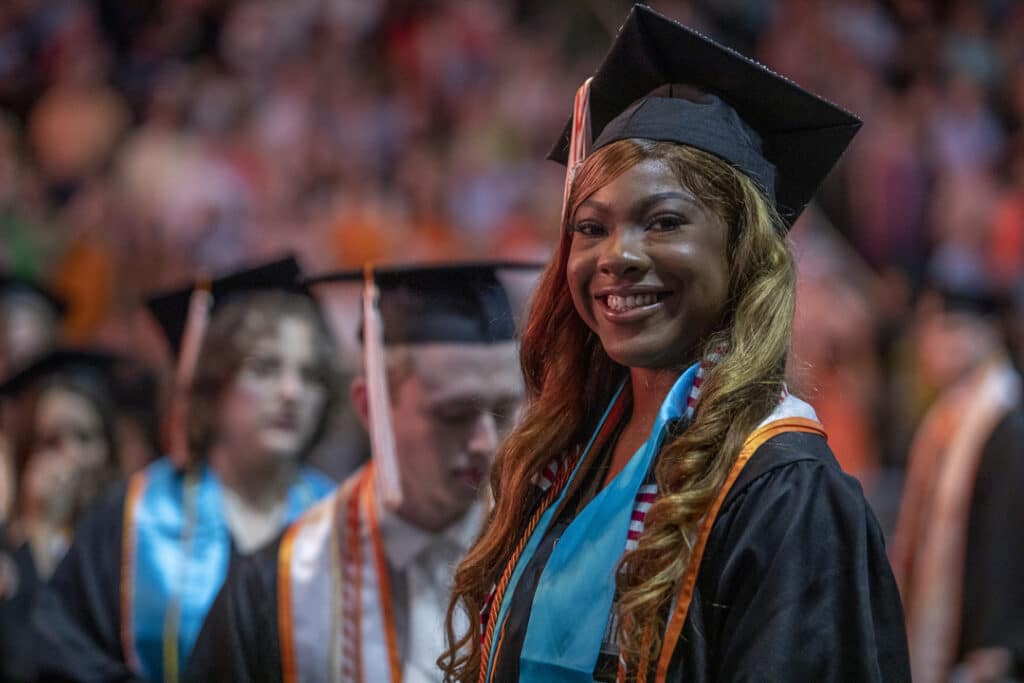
[606,293,659,312]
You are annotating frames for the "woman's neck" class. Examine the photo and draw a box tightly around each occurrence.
[628,366,684,435]
[600,366,686,488]
[208,445,297,510]
[22,518,70,580]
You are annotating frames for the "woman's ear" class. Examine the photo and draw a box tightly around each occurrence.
[349,376,370,432]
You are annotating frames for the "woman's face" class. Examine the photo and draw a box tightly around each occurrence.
[23,387,110,524]
[567,158,730,369]
[215,316,327,465]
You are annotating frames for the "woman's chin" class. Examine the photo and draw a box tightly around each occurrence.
[253,431,305,463]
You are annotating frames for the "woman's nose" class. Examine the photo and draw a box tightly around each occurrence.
[597,227,650,278]
[278,367,303,400]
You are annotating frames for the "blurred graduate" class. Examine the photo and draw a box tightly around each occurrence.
[0,350,123,683]
[31,257,340,683]
[183,263,527,683]
[891,266,1024,683]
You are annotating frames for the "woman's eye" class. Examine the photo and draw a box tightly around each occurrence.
[648,214,686,232]
[247,356,280,376]
[572,221,606,237]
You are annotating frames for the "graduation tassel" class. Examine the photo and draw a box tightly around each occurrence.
[165,281,212,469]
[560,76,593,227]
[362,264,402,509]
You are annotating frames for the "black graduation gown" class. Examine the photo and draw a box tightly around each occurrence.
[182,538,285,683]
[492,431,912,682]
[959,405,1024,673]
[0,530,42,683]
[29,484,246,683]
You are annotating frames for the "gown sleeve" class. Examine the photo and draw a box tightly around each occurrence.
[183,537,284,683]
[668,432,911,683]
[960,407,1024,674]
[31,484,148,683]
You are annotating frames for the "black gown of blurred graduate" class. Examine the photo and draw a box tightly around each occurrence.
[475,8,909,683]
[0,350,124,683]
[184,263,527,683]
[890,277,1024,683]
[30,258,336,683]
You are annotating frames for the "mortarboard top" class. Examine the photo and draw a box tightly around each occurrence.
[304,261,541,345]
[0,273,67,316]
[0,349,120,398]
[145,256,308,357]
[549,4,862,228]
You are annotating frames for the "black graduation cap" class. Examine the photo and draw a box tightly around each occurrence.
[922,257,1012,319]
[0,273,67,316]
[304,261,536,345]
[145,256,306,356]
[0,349,119,398]
[549,4,862,227]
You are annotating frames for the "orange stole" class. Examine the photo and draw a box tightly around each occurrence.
[650,417,828,683]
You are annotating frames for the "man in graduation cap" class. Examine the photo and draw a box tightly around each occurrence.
[31,257,340,683]
[441,6,908,683]
[183,262,527,683]
[890,265,1024,683]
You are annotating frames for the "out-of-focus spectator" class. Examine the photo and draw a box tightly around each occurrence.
[0,349,122,683]
[790,211,882,483]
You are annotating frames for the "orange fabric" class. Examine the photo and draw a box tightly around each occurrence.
[278,524,299,683]
[120,470,148,674]
[653,418,827,682]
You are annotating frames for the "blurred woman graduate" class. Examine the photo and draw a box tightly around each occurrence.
[440,6,910,683]
[0,349,123,683]
[32,257,340,683]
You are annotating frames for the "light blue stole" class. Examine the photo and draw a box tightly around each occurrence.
[127,458,334,682]
[486,362,700,682]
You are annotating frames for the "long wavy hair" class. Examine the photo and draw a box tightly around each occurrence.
[440,138,796,680]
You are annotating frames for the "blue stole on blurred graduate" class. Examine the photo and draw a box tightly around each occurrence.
[119,458,334,683]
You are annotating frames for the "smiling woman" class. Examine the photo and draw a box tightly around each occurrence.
[441,6,910,683]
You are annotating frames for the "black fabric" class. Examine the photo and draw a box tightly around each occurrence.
[960,405,1024,674]
[145,255,307,357]
[491,431,911,682]
[305,262,525,345]
[548,4,861,228]
[30,484,148,683]
[0,349,120,398]
[0,530,42,683]
[183,538,284,683]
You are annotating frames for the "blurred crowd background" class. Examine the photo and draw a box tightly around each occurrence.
[2,0,1024,530]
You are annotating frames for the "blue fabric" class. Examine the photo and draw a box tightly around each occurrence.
[129,458,333,682]
[489,363,699,682]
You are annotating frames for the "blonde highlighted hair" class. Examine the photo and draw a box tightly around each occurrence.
[440,139,795,680]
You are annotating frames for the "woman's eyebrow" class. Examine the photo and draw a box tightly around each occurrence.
[577,191,697,217]
[630,191,698,216]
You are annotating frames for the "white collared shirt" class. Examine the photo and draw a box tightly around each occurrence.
[368,502,482,683]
